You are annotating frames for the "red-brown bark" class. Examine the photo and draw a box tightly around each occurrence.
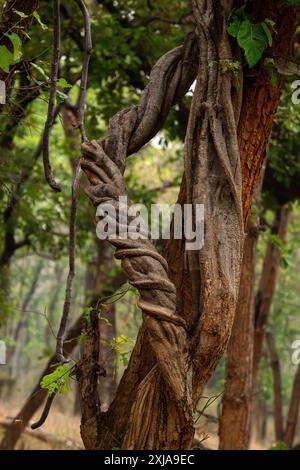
[219,222,258,449]
[284,364,300,448]
[266,331,284,442]
[253,206,291,379]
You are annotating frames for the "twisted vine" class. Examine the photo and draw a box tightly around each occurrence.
[79,35,198,449]
[186,0,244,399]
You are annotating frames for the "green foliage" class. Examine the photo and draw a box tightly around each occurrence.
[40,364,71,396]
[228,9,274,67]
[257,204,300,411]
[12,9,29,19]
[269,441,288,450]
[0,32,22,72]
[263,231,293,269]
[109,335,133,371]
[32,11,48,31]
[83,306,93,322]
[285,0,300,5]
[56,78,72,88]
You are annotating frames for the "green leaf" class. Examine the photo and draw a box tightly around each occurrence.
[262,22,273,47]
[56,89,69,103]
[57,78,72,88]
[33,11,48,30]
[269,441,288,450]
[4,32,22,60]
[264,18,276,28]
[83,305,93,322]
[31,62,49,80]
[237,19,267,67]
[40,364,70,396]
[0,45,15,73]
[13,9,28,18]
[227,16,242,38]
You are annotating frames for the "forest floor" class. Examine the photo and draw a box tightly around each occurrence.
[0,402,83,450]
[0,401,270,450]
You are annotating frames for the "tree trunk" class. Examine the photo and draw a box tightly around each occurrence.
[76,0,300,450]
[219,222,258,449]
[253,205,291,379]
[284,364,300,449]
[266,331,284,442]
[10,260,44,382]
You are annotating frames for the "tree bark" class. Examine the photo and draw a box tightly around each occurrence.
[253,205,291,380]
[79,0,245,449]
[238,1,299,224]
[284,364,300,449]
[219,222,258,449]
[266,331,284,443]
[76,0,300,450]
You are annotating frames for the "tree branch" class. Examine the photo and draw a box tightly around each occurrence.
[42,0,61,192]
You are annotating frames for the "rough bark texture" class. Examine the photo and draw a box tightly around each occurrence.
[238,1,300,224]
[80,141,193,450]
[79,0,246,450]
[253,205,291,379]
[219,222,258,449]
[77,0,300,450]
[266,331,284,442]
[164,0,300,321]
[78,32,199,450]
[284,364,300,449]
[184,0,243,401]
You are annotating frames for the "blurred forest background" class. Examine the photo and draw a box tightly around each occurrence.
[0,0,300,450]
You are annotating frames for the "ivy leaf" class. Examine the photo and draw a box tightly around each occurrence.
[0,45,15,72]
[227,16,242,38]
[237,19,267,67]
[4,32,22,60]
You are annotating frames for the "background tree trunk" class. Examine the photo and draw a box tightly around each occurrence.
[284,364,300,448]
[0,315,83,450]
[266,331,284,442]
[253,205,291,380]
[219,221,258,449]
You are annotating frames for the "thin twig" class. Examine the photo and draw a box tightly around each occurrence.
[55,0,92,361]
[42,0,61,192]
[56,161,82,362]
[75,0,92,143]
